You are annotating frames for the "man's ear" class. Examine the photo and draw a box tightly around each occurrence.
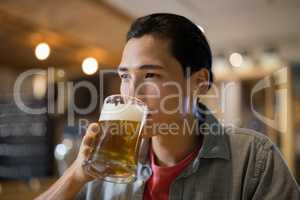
[192,68,209,95]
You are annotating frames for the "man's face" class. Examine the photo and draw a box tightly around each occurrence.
[118,35,196,136]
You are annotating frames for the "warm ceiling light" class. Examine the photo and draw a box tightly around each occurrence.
[35,42,50,60]
[82,57,98,75]
[229,52,243,67]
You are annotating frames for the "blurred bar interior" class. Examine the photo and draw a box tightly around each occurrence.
[0,0,300,199]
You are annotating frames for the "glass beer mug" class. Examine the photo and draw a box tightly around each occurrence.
[83,95,148,183]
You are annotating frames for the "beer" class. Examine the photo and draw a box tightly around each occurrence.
[92,120,141,178]
[84,95,148,183]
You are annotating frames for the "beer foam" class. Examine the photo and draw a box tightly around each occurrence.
[99,103,147,122]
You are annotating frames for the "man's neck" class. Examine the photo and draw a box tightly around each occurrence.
[151,116,201,167]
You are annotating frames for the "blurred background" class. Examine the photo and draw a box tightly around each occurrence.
[0,0,299,199]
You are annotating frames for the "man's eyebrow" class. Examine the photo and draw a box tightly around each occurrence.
[118,64,164,72]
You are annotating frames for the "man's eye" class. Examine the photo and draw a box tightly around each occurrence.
[145,73,160,79]
[120,74,130,79]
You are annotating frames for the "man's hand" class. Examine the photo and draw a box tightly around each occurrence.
[71,122,101,184]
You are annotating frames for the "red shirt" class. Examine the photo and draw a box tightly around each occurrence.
[143,143,202,200]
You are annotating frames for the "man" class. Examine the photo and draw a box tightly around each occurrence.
[36,13,300,200]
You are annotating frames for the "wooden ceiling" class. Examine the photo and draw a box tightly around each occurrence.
[0,0,133,78]
[2,0,299,78]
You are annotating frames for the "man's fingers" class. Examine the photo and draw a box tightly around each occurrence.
[82,146,93,158]
[87,123,101,136]
[83,123,101,147]
[83,136,94,147]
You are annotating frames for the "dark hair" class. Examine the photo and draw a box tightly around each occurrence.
[126,13,213,86]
